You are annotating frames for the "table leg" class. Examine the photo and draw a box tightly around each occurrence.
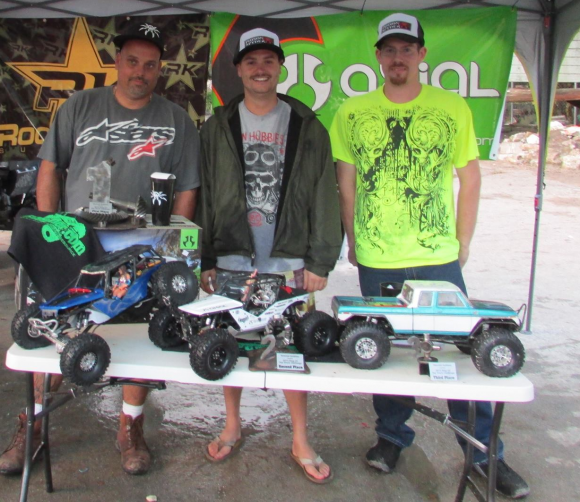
[18,372,34,502]
[42,373,53,493]
[486,402,504,501]
[389,396,503,502]
[455,400,477,502]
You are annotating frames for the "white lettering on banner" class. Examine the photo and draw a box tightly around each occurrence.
[469,62,500,97]
[303,54,332,110]
[277,53,299,95]
[278,54,332,110]
[278,54,500,110]
[340,64,377,98]
[429,62,468,95]
[419,61,499,97]
[477,137,494,146]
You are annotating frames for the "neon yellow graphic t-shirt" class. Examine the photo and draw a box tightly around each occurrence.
[330,85,479,269]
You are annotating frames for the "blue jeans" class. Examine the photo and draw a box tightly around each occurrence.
[358,261,505,464]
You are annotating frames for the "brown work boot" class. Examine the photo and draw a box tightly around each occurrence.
[116,412,150,475]
[0,413,41,475]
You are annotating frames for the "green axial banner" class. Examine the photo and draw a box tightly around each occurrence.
[211,8,516,160]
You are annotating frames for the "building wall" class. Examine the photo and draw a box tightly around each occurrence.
[559,36,580,83]
[510,34,580,83]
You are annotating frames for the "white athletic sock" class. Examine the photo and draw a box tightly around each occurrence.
[122,402,144,419]
[24,404,43,419]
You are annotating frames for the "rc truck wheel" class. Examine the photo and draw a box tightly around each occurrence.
[153,262,199,306]
[340,321,391,370]
[471,327,525,378]
[190,329,239,381]
[294,311,338,357]
[60,334,111,386]
[11,306,51,349]
[148,308,185,349]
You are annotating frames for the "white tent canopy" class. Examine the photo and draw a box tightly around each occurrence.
[2,0,579,329]
[0,1,578,100]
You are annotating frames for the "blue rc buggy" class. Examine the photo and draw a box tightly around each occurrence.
[11,244,198,386]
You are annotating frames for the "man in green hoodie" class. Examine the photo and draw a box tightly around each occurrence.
[197,28,341,484]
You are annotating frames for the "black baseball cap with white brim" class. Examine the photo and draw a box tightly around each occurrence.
[375,13,425,48]
[233,28,285,65]
[114,22,165,57]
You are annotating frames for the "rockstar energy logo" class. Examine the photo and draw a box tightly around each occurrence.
[2,18,117,152]
[1,16,209,155]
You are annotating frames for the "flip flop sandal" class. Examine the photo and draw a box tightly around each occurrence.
[204,436,244,463]
[290,452,334,484]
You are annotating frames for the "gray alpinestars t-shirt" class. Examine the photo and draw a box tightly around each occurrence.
[38,86,200,213]
[217,100,304,273]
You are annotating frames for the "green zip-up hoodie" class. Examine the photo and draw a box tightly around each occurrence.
[197,93,341,277]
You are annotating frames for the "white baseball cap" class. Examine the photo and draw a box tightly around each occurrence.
[375,13,425,47]
[233,28,285,65]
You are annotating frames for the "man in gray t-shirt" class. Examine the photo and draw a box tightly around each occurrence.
[198,28,341,484]
[0,23,200,478]
[38,86,200,214]
[219,98,304,273]
[37,26,200,217]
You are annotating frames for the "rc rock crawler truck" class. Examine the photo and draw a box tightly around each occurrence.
[331,280,526,377]
[148,272,338,380]
[11,244,198,386]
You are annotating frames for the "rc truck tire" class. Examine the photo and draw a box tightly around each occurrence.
[340,321,391,370]
[12,305,51,349]
[294,311,338,357]
[60,334,111,386]
[149,308,185,349]
[190,329,239,381]
[471,327,525,378]
[153,262,199,306]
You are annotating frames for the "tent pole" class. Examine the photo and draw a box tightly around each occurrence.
[525,11,556,333]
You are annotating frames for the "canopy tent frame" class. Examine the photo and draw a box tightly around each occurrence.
[2,0,580,331]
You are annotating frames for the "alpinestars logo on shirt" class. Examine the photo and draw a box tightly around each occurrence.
[76,118,175,160]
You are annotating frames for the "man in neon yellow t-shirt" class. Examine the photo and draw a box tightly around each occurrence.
[330,13,529,499]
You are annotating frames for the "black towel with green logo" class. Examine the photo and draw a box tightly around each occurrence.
[9,209,105,301]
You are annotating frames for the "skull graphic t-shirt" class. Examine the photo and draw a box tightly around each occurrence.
[217,99,304,273]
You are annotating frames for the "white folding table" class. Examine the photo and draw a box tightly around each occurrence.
[5,324,534,502]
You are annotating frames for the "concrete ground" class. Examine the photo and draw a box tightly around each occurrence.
[0,160,579,501]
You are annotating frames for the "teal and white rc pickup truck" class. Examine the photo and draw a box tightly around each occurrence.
[327,280,526,378]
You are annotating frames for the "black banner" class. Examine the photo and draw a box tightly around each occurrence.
[0,15,209,161]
